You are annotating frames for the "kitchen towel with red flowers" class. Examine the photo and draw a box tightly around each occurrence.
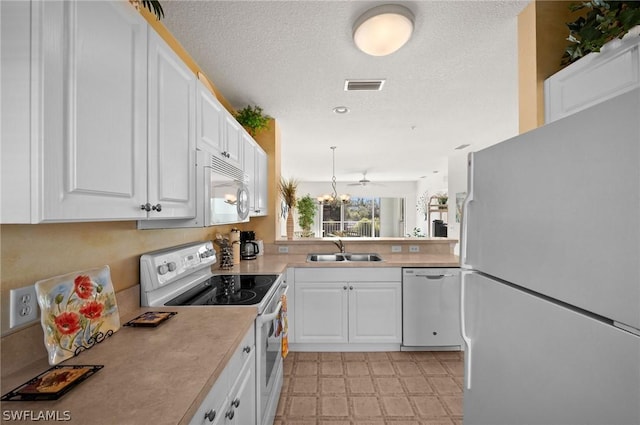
[35,265,120,365]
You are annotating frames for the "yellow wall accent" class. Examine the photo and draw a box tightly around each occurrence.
[518,0,580,133]
[246,120,282,243]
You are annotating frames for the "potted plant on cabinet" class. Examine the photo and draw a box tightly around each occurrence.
[436,193,448,209]
[562,0,640,65]
[235,105,272,136]
[297,195,316,238]
[279,177,298,240]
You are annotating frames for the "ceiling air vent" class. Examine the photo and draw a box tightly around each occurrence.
[344,79,386,91]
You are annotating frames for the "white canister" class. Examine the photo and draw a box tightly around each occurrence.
[256,240,264,256]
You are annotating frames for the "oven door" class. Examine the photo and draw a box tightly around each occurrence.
[255,282,288,425]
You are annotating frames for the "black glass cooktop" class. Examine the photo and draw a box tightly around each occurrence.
[165,274,279,306]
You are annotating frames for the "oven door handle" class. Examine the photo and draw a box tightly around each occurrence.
[256,285,289,324]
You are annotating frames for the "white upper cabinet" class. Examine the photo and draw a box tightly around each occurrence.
[33,0,148,222]
[147,29,196,219]
[223,113,243,169]
[254,146,268,216]
[242,133,268,217]
[196,81,225,153]
[545,36,640,123]
[1,1,199,223]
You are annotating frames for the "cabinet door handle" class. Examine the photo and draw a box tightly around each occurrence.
[204,409,216,422]
[140,203,151,212]
[243,346,251,353]
[349,286,353,290]
[343,286,347,290]
[151,203,162,212]
[225,409,235,420]
[232,398,240,408]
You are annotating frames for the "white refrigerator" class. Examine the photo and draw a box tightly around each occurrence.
[460,88,640,425]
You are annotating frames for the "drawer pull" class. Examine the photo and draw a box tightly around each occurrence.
[225,409,235,420]
[204,409,216,422]
[232,398,240,408]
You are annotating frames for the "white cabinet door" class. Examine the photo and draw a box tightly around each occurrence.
[147,29,196,219]
[349,282,402,343]
[196,81,224,154]
[39,0,148,221]
[294,282,348,343]
[545,37,640,123]
[223,113,243,169]
[254,147,268,216]
[242,133,257,213]
[226,350,256,425]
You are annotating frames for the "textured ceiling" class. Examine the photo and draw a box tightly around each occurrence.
[162,0,530,184]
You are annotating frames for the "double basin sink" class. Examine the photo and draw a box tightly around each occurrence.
[307,253,383,262]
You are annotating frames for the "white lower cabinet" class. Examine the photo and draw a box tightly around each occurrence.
[191,324,256,425]
[293,268,402,346]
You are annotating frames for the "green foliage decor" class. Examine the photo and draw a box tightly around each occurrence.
[563,0,640,65]
[235,105,272,136]
[297,195,317,236]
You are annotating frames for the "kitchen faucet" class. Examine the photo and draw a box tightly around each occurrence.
[333,239,345,253]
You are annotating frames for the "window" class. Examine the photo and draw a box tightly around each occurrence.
[320,197,405,237]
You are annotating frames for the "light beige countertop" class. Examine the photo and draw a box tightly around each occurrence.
[213,252,459,274]
[0,252,458,424]
[1,306,257,425]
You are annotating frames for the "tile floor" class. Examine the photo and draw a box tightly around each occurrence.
[274,351,464,425]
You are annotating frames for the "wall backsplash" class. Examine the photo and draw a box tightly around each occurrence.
[0,221,241,336]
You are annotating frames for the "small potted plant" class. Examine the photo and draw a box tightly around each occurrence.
[296,195,316,238]
[436,193,448,209]
[279,177,298,240]
[235,105,272,136]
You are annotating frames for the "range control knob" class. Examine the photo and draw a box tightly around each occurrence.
[157,264,169,275]
[167,262,177,272]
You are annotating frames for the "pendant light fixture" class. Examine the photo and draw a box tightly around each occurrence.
[353,4,415,56]
[317,146,350,205]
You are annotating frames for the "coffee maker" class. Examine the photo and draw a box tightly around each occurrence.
[240,231,260,260]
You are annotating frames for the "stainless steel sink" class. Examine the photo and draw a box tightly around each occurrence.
[343,253,383,262]
[306,253,383,262]
[307,254,347,262]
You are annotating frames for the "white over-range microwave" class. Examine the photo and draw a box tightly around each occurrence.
[139,149,250,229]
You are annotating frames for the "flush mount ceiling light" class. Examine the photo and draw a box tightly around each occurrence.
[353,4,415,56]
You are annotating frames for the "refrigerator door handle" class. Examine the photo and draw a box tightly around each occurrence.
[461,153,475,269]
[460,269,473,390]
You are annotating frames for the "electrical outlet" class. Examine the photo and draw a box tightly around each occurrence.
[278,246,289,254]
[391,245,402,253]
[409,245,420,253]
[9,285,39,328]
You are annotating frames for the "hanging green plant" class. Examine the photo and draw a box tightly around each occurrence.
[235,105,272,136]
[562,0,640,65]
[130,0,164,20]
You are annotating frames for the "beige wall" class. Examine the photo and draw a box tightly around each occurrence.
[518,0,578,133]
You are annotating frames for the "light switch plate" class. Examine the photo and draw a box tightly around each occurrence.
[9,285,39,328]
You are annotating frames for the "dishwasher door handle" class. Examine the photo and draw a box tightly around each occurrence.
[416,274,454,279]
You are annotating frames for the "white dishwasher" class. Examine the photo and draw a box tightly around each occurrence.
[402,268,463,350]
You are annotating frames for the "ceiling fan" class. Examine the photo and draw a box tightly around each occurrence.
[348,171,384,187]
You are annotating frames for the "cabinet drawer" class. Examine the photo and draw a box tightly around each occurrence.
[295,267,401,282]
[189,367,229,425]
[227,322,255,379]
